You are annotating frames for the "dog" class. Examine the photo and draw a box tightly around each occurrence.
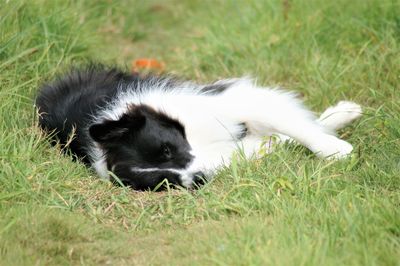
[36,65,362,190]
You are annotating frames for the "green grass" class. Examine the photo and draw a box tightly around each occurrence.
[1,0,399,265]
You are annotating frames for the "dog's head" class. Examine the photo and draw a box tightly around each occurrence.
[89,105,206,190]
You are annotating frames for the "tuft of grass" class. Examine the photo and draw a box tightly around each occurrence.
[1,0,399,265]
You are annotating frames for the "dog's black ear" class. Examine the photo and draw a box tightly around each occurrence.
[89,112,146,142]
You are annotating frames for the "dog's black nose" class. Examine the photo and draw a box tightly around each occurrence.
[192,171,207,188]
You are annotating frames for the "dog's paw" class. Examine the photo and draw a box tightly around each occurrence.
[335,101,363,121]
[319,101,362,131]
[313,135,353,159]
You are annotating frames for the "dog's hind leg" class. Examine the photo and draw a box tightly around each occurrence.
[278,101,362,142]
[222,81,356,159]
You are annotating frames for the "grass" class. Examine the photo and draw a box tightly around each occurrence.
[0,0,399,265]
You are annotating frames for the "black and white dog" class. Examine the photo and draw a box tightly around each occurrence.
[36,65,362,190]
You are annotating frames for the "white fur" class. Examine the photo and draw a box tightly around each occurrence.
[130,167,198,188]
[90,78,362,187]
[277,101,362,145]
[318,101,363,131]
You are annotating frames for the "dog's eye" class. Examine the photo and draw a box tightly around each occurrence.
[162,145,172,159]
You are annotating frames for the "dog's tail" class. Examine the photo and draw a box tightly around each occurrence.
[317,101,362,131]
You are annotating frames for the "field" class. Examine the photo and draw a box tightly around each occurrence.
[0,0,399,265]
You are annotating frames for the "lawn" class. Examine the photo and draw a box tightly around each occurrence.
[0,0,399,265]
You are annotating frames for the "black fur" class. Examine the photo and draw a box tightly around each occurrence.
[36,65,137,161]
[201,82,232,95]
